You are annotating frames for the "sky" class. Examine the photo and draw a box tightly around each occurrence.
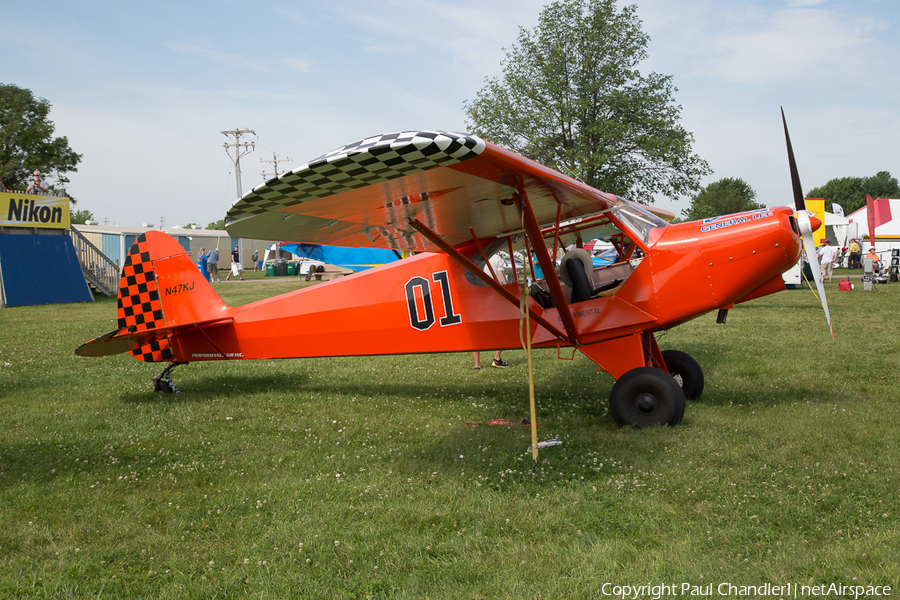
[3,0,898,227]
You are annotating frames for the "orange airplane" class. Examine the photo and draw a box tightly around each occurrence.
[77,111,831,428]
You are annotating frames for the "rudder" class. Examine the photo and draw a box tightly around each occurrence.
[117,231,229,362]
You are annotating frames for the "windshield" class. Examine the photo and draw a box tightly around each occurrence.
[611,199,668,245]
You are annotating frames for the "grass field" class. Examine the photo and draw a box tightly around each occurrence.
[1,271,898,599]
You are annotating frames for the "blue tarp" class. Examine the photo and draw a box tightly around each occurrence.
[0,234,93,307]
[279,243,400,272]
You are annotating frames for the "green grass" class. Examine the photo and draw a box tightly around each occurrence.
[1,278,899,598]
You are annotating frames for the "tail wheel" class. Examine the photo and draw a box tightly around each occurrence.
[609,367,685,428]
[151,363,182,394]
[661,350,704,400]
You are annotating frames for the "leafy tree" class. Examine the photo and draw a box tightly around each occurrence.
[207,218,226,231]
[70,208,94,225]
[681,177,764,221]
[0,84,82,191]
[806,171,900,215]
[463,0,710,203]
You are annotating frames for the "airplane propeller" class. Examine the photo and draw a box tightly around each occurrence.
[781,108,835,341]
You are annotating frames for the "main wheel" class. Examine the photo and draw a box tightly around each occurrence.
[661,349,704,400]
[609,367,686,428]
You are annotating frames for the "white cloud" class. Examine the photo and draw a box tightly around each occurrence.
[281,56,313,72]
[702,7,885,85]
[164,42,269,72]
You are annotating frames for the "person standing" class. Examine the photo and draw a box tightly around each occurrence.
[848,239,861,269]
[472,252,510,369]
[473,350,508,370]
[817,240,838,283]
[252,250,260,271]
[226,244,244,281]
[207,247,221,282]
[26,170,48,194]
[197,248,210,282]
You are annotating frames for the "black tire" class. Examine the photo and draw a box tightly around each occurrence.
[609,367,686,428]
[152,377,174,393]
[661,349,704,400]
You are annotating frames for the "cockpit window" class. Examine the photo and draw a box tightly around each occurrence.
[464,240,514,286]
[611,199,668,245]
[463,199,665,297]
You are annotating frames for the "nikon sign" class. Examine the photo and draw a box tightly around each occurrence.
[1,192,70,229]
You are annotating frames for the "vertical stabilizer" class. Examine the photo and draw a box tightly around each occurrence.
[117,232,229,362]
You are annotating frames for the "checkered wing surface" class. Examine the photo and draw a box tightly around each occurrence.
[224,130,624,252]
[226,131,660,251]
[229,131,483,217]
[116,234,172,362]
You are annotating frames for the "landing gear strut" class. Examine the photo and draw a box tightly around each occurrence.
[152,362,183,393]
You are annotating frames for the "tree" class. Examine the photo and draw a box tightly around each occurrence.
[0,84,82,191]
[806,171,900,215]
[70,208,94,225]
[207,218,226,231]
[681,177,764,221]
[463,0,710,203]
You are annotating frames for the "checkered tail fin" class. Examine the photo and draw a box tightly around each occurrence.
[117,231,227,362]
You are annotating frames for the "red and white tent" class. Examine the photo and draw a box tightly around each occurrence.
[847,198,900,259]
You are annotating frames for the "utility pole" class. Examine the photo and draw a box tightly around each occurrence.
[259,152,291,181]
[261,152,290,181]
[222,128,255,199]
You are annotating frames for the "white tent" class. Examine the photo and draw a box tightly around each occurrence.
[822,210,852,249]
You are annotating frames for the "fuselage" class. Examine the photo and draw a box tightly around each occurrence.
[163,206,802,363]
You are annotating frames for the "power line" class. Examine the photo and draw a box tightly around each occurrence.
[253,133,294,164]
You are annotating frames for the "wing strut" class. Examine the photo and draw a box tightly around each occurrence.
[506,237,518,283]
[517,192,583,346]
[406,217,570,343]
[469,227,500,281]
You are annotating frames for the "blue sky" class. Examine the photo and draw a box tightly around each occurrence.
[3,0,898,227]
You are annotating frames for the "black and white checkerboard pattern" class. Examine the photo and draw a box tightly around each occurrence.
[227,131,485,221]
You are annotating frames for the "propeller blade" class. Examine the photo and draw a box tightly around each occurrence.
[781,107,807,213]
[782,108,834,341]
[798,211,835,341]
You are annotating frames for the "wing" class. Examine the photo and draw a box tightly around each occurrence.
[226,131,672,252]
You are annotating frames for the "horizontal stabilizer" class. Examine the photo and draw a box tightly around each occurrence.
[75,317,234,358]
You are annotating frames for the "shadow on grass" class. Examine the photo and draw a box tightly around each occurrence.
[114,336,832,418]
[115,371,315,404]
[0,436,154,487]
